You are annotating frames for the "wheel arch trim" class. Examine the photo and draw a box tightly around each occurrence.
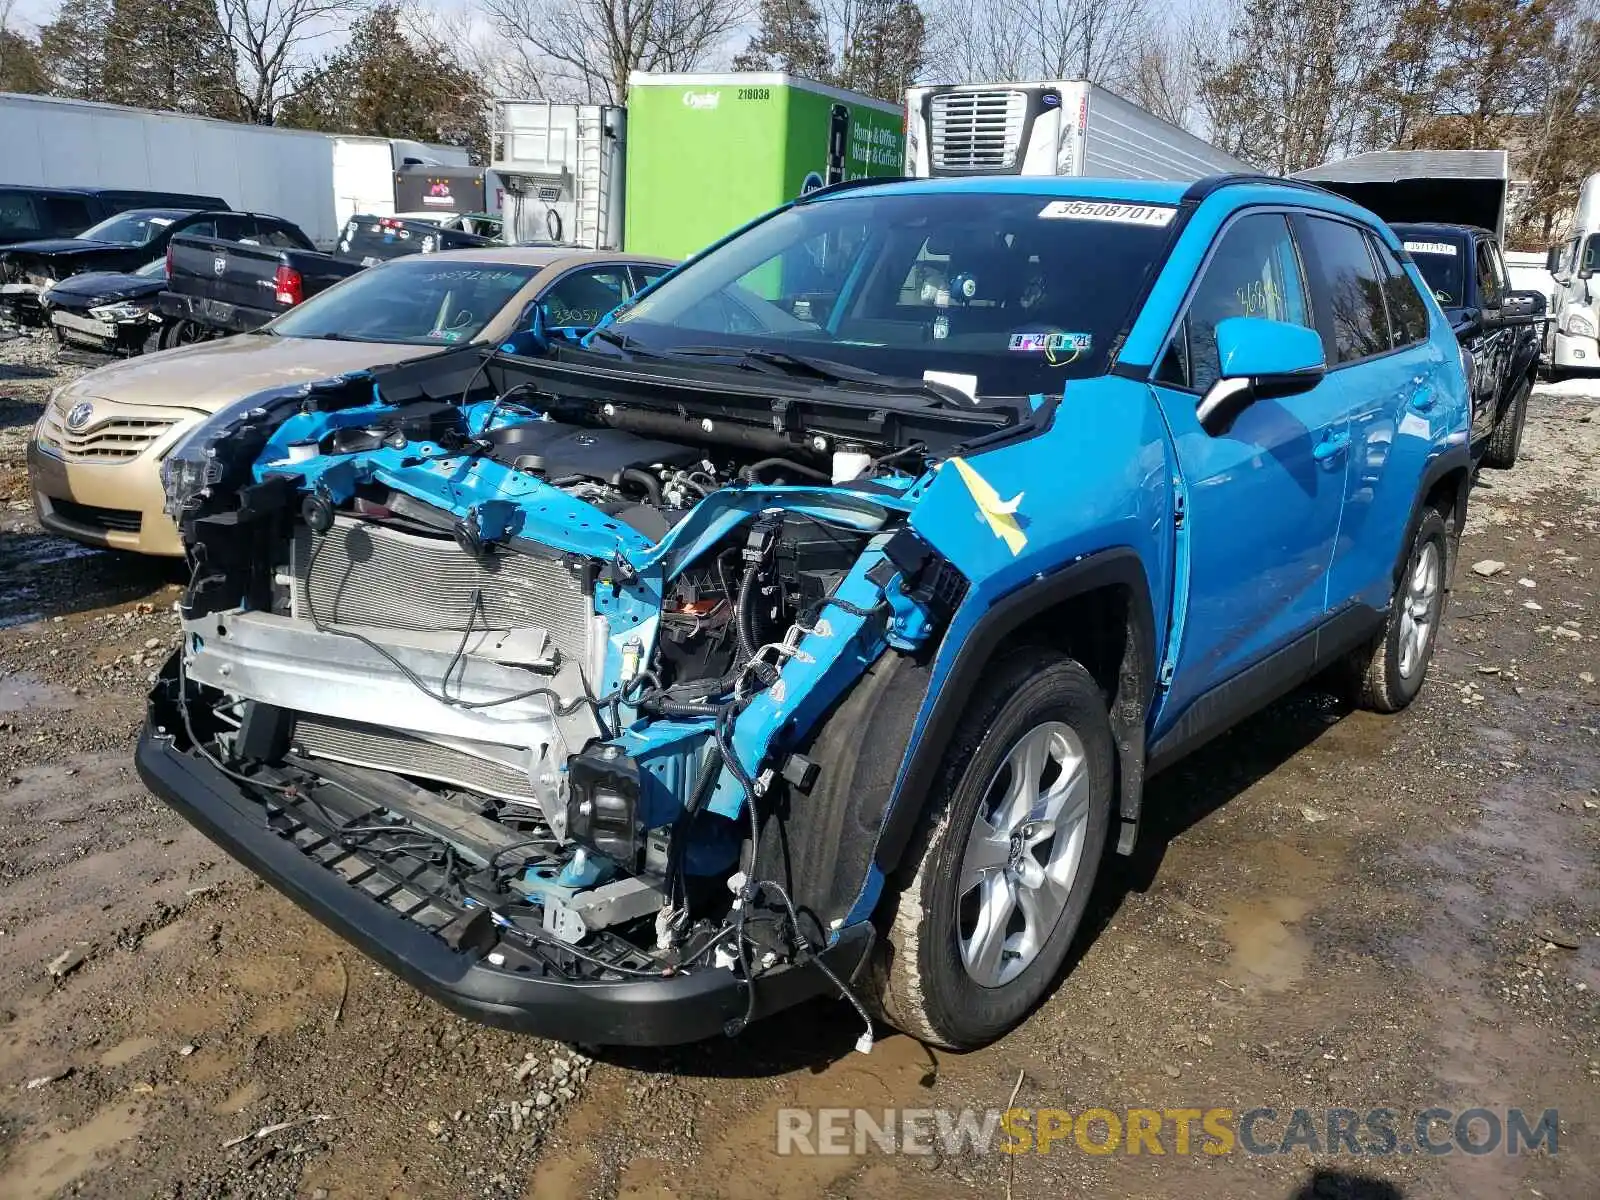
[872,546,1158,879]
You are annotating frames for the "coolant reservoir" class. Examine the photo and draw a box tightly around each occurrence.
[832,446,872,483]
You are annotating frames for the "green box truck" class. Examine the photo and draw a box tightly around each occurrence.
[623,72,904,260]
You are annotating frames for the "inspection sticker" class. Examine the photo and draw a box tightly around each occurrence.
[1404,240,1458,256]
[1037,200,1176,226]
[1010,331,1091,354]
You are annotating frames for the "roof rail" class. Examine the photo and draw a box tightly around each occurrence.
[1181,173,1339,205]
[794,175,911,204]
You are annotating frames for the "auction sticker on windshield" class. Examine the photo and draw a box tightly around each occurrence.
[1404,241,1458,256]
[1037,200,1175,226]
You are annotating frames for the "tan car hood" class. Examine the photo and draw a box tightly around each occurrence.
[61,335,445,411]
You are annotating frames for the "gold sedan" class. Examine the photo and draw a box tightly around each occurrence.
[29,247,671,556]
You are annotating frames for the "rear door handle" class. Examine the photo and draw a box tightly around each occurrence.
[1314,431,1351,465]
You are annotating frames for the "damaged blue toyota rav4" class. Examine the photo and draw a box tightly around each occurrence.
[139,174,1472,1050]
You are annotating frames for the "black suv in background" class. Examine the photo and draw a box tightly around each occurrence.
[0,185,228,247]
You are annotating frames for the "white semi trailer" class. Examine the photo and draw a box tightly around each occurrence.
[903,81,1252,180]
[0,93,470,247]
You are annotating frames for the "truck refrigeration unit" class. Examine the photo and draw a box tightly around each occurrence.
[903,80,1253,180]
[491,102,626,250]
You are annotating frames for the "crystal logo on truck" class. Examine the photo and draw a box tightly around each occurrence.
[682,91,720,110]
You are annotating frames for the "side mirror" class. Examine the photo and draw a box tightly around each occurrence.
[1197,317,1327,434]
[1503,289,1547,320]
[1547,246,1562,273]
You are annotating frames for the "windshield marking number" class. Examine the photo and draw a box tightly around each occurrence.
[1404,241,1458,257]
[1037,200,1175,226]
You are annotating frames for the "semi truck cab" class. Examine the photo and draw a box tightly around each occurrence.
[1546,173,1600,374]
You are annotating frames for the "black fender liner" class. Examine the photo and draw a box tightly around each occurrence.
[1409,444,1474,583]
[873,547,1158,874]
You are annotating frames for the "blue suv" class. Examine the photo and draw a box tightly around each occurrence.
[140,174,1472,1051]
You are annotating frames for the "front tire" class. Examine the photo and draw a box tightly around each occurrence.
[1481,377,1530,470]
[1342,507,1450,713]
[872,650,1113,1049]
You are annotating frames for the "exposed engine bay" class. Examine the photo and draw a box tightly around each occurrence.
[149,345,999,1039]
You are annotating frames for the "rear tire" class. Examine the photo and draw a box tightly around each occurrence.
[871,650,1113,1049]
[1481,377,1530,470]
[1341,507,1450,713]
[159,320,204,350]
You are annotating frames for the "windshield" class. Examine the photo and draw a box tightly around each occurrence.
[606,191,1178,398]
[135,258,166,278]
[269,258,535,345]
[77,210,187,246]
[1401,237,1467,307]
[1583,233,1600,276]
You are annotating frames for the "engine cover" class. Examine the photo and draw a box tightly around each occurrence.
[485,421,699,484]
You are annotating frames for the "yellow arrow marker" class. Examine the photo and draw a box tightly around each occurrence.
[948,456,1027,555]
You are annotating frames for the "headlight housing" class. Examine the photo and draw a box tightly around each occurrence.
[89,301,151,322]
[161,391,303,521]
[1566,312,1595,339]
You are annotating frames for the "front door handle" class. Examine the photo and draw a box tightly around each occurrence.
[1314,431,1351,466]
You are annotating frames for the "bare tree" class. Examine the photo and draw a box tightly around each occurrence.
[734,0,926,102]
[214,0,365,122]
[1124,2,1222,130]
[1195,0,1387,174]
[922,0,1148,87]
[478,0,750,104]
[398,0,542,99]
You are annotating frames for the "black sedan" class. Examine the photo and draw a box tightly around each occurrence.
[0,209,313,326]
[42,258,168,355]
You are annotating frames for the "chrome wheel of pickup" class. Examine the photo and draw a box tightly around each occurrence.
[958,720,1091,988]
[1398,540,1441,680]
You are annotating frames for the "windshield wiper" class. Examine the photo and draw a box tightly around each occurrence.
[666,345,971,407]
[586,326,661,358]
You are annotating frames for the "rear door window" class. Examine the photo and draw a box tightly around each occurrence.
[0,191,42,241]
[254,223,308,249]
[1155,212,1313,393]
[42,196,93,236]
[630,264,671,293]
[1369,237,1430,348]
[1295,216,1390,365]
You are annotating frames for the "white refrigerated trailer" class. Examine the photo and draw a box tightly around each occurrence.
[903,81,1253,180]
[0,93,471,247]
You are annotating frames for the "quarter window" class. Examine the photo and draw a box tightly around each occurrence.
[1369,237,1430,348]
[1155,212,1313,393]
[1297,216,1390,365]
[1476,241,1505,308]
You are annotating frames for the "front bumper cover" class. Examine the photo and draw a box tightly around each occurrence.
[136,682,874,1045]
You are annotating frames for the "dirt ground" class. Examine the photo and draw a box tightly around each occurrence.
[0,328,1596,1200]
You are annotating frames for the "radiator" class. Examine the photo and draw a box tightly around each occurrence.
[289,517,591,666]
[293,714,542,806]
